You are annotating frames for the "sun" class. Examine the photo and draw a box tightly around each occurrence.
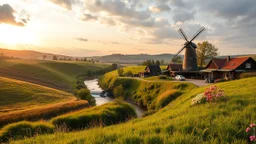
[0,24,39,45]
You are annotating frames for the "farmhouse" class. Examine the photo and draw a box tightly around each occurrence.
[201,56,256,80]
[139,65,161,77]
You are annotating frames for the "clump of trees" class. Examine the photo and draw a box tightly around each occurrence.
[75,88,96,106]
[196,41,219,67]
[142,60,164,65]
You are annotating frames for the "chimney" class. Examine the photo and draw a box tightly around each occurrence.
[227,56,231,62]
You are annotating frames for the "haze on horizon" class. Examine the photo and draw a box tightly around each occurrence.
[0,0,256,57]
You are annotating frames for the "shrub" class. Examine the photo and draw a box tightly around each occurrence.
[75,88,96,106]
[117,68,124,77]
[240,72,256,78]
[51,101,136,130]
[0,121,54,142]
[113,85,124,98]
[125,71,133,77]
[155,90,182,110]
[159,75,167,79]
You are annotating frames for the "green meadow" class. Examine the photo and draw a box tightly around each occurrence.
[0,59,109,91]
[11,77,256,144]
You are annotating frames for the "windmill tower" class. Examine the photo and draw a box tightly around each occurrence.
[172,27,206,71]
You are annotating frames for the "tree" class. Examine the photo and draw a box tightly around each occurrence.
[117,68,124,77]
[111,63,118,70]
[161,60,164,64]
[113,85,124,98]
[52,55,58,60]
[83,58,87,62]
[125,70,133,77]
[42,55,47,60]
[0,53,4,60]
[75,88,96,106]
[196,41,219,67]
[171,56,182,63]
[156,60,160,66]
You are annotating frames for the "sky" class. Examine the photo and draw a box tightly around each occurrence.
[0,0,256,56]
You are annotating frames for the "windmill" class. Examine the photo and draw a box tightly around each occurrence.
[172,27,206,71]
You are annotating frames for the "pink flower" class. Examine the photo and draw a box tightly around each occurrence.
[250,136,256,141]
[246,127,251,133]
[250,124,256,128]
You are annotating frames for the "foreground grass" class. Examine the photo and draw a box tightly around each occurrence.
[0,59,109,91]
[13,77,256,143]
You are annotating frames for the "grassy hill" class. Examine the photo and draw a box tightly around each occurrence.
[13,77,256,143]
[0,76,75,114]
[0,59,109,91]
[0,76,89,127]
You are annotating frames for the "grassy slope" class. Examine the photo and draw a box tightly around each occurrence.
[0,76,75,114]
[14,77,256,144]
[99,66,195,110]
[0,59,109,91]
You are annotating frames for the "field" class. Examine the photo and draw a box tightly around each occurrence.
[0,76,89,127]
[12,77,256,143]
[0,59,109,91]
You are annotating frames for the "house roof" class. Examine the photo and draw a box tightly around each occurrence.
[222,57,250,70]
[167,64,182,71]
[206,58,227,69]
[145,65,161,72]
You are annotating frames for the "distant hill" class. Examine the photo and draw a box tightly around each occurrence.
[0,48,69,60]
[90,54,181,64]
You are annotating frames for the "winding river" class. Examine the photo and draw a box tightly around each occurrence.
[84,79,146,118]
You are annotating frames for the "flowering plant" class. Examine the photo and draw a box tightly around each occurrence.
[191,85,225,105]
[246,123,256,142]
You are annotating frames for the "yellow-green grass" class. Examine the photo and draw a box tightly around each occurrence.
[144,76,174,81]
[0,76,74,114]
[0,59,109,91]
[106,65,167,76]
[13,77,256,144]
[0,121,54,142]
[0,77,89,127]
[99,70,195,110]
[51,101,136,130]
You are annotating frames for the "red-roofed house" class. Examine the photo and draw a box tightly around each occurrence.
[201,56,256,80]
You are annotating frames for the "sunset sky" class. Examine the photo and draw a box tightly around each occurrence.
[0,0,255,56]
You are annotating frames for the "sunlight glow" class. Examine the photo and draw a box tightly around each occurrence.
[0,24,39,45]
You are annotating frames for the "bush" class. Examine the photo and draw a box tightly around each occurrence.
[125,71,133,77]
[240,72,256,78]
[75,88,96,106]
[159,75,167,79]
[113,85,124,98]
[155,90,182,110]
[117,68,124,77]
[51,101,136,130]
[0,121,54,142]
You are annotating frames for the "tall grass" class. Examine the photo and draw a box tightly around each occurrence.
[51,101,136,130]
[0,100,88,128]
[13,77,256,144]
[0,121,54,142]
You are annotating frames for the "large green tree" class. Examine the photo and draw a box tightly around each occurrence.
[196,41,219,67]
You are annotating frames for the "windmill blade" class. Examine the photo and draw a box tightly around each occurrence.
[171,46,186,62]
[189,27,206,42]
[178,28,189,42]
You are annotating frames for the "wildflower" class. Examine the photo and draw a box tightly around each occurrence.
[250,136,256,141]
[250,124,256,128]
[246,127,251,133]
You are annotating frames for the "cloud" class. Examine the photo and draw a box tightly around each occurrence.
[79,13,98,21]
[48,0,72,10]
[75,38,88,42]
[0,4,28,26]
[149,4,171,13]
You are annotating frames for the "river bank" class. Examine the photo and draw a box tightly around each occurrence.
[84,79,146,117]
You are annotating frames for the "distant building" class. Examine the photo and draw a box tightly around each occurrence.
[167,64,182,76]
[201,56,256,80]
[139,65,161,77]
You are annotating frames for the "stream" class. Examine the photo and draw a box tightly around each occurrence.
[84,79,146,118]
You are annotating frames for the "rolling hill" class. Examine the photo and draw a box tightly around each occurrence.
[12,77,256,144]
[0,59,109,91]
